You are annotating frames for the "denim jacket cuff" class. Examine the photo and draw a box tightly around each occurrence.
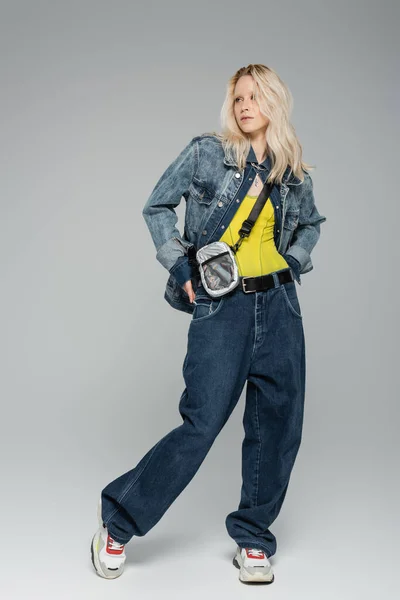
[169,255,192,287]
[284,245,312,274]
[283,253,300,275]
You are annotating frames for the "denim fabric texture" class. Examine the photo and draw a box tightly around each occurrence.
[101,271,306,557]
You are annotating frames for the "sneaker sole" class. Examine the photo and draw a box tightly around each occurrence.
[232,554,275,584]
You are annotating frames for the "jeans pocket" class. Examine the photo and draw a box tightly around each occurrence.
[281,282,302,319]
[191,294,224,323]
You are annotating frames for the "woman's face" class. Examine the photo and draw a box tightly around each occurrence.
[233,75,269,135]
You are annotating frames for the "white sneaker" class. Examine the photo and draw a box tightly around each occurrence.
[233,546,274,584]
[91,497,127,579]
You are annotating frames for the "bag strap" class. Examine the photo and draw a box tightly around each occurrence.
[230,176,274,253]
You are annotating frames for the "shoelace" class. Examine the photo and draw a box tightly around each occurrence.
[107,535,125,552]
[246,548,265,558]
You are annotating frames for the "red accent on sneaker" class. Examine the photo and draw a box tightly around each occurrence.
[106,535,125,555]
[245,548,266,560]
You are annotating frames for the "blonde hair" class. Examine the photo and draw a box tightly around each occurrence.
[204,64,314,184]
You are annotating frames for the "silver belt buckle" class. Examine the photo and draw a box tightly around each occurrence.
[241,277,253,293]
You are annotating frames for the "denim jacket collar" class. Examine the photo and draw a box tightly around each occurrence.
[223,143,302,186]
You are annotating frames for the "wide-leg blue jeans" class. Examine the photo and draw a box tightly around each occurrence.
[100,268,306,558]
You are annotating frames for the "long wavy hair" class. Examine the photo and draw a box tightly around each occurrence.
[205,64,314,184]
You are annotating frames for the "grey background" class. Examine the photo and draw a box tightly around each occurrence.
[1,0,398,598]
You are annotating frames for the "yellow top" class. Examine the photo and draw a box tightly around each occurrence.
[219,194,289,277]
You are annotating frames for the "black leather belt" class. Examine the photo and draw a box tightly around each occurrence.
[240,269,293,293]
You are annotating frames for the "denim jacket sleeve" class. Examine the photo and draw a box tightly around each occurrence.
[142,137,199,287]
[284,172,327,275]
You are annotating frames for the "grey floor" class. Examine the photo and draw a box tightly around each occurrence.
[5,383,397,599]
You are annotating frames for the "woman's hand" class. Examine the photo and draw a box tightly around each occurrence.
[182,280,196,303]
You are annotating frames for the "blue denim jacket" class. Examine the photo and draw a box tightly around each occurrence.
[142,134,327,315]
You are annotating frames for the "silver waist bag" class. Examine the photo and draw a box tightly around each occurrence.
[195,177,274,298]
[196,241,240,298]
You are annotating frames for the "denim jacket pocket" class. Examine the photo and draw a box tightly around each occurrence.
[284,209,300,230]
[189,179,215,205]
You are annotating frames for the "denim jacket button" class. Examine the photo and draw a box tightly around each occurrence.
[218,201,223,207]
[235,172,241,178]
[202,230,207,235]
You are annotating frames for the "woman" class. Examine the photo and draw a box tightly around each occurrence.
[91,63,327,584]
